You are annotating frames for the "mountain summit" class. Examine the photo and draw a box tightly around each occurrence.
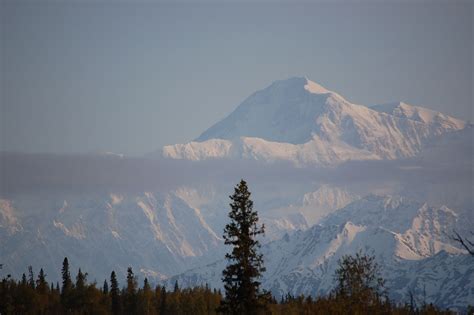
[195,77,344,144]
[164,77,466,166]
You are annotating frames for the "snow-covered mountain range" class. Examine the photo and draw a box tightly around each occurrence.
[167,195,473,311]
[0,184,356,282]
[3,182,471,309]
[163,77,465,166]
[0,190,224,282]
[1,77,472,310]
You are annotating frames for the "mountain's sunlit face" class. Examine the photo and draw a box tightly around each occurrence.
[1,2,472,155]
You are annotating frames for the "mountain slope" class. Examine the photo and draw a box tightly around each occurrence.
[0,191,223,283]
[196,78,341,144]
[167,195,472,310]
[163,77,465,166]
[371,102,465,132]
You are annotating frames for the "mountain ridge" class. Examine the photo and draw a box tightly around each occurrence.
[166,194,473,310]
[163,77,466,166]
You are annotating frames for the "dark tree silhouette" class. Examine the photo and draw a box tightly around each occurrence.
[334,251,387,312]
[103,279,109,295]
[220,180,267,315]
[159,285,167,315]
[27,266,35,289]
[61,258,72,293]
[124,267,137,314]
[110,271,120,314]
[76,268,87,291]
[61,257,73,311]
[0,255,458,314]
[36,268,48,295]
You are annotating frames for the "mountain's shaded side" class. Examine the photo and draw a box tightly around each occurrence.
[167,195,472,310]
[0,191,224,282]
[163,77,465,166]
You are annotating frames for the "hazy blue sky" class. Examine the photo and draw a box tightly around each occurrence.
[1,1,472,155]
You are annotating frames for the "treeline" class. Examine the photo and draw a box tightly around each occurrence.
[269,293,455,315]
[0,258,221,315]
[0,257,462,315]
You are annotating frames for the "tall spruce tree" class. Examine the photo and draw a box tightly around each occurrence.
[138,278,153,315]
[61,257,72,293]
[36,268,48,294]
[27,266,35,289]
[124,267,138,314]
[220,179,266,315]
[61,257,73,311]
[110,271,120,315]
[76,268,87,291]
[103,279,109,295]
[75,268,88,312]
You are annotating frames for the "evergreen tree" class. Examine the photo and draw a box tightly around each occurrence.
[126,267,137,294]
[103,279,109,295]
[110,271,120,315]
[220,180,266,315]
[159,286,167,315]
[143,278,150,291]
[76,268,87,291]
[75,268,88,311]
[21,273,27,286]
[138,278,153,315]
[124,267,138,314]
[61,257,73,293]
[36,268,48,294]
[27,266,35,289]
[334,251,386,311]
[36,268,49,313]
[61,257,73,311]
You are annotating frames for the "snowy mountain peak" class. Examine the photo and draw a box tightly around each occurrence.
[265,76,340,98]
[303,77,332,94]
[163,77,467,166]
[371,102,465,129]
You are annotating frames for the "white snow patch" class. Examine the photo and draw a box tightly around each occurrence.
[163,139,234,160]
[53,220,86,239]
[110,194,124,205]
[0,199,23,234]
[304,78,331,94]
[59,200,68,213]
